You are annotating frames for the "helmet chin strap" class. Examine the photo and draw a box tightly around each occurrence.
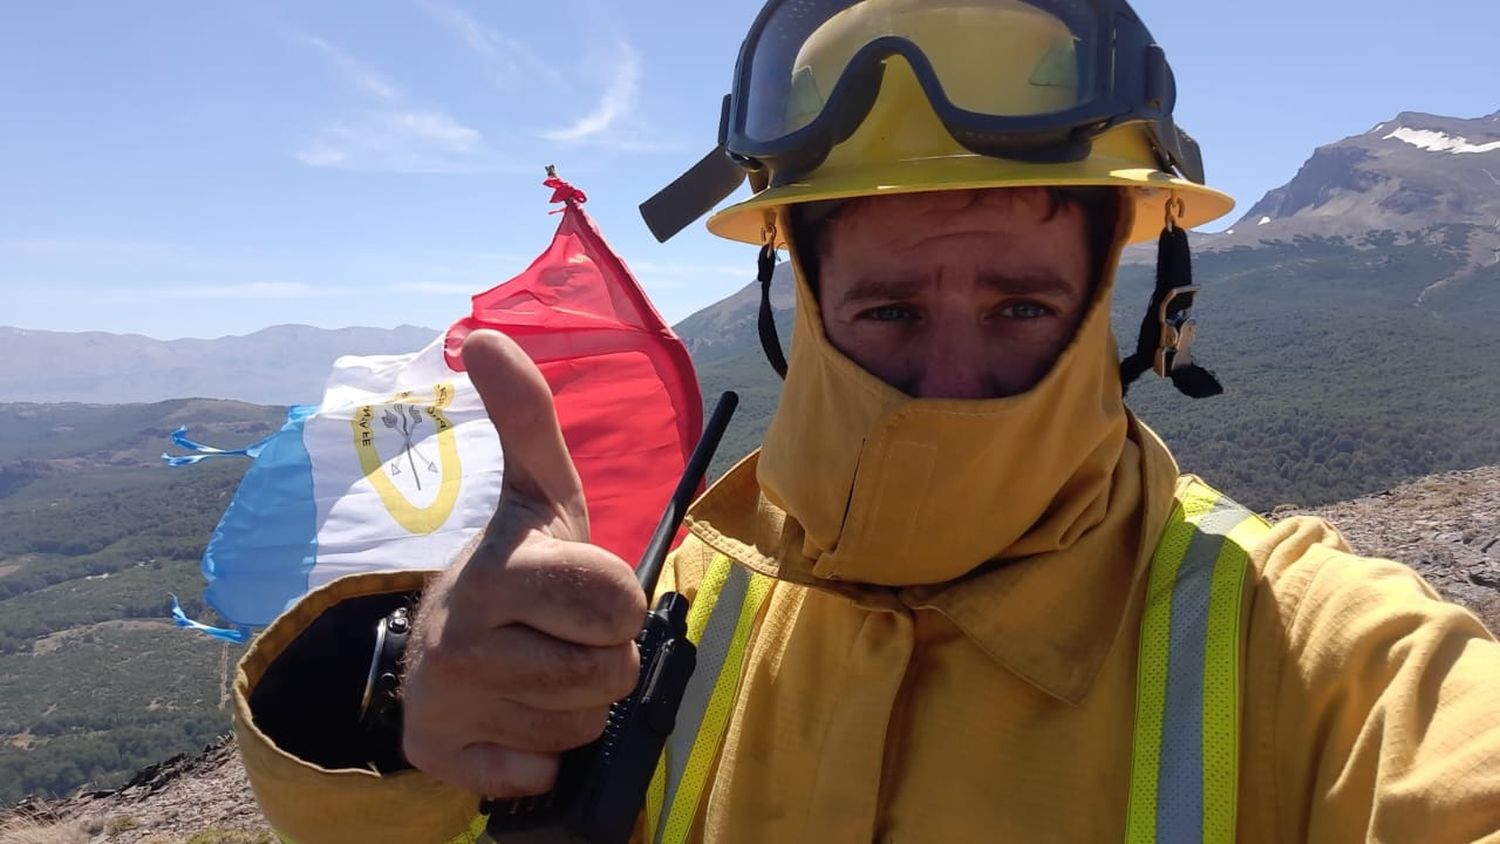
[1119,196,1223,399]
[757,196,1225,396]
[757,239,789,379]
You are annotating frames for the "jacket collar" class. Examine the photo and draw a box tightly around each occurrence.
[684,418,1180,705]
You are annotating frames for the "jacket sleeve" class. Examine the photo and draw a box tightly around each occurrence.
[232,535,714,844]
[1248,516,1500,842]
[233,570,486,844]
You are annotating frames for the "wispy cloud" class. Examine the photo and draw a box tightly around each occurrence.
[416,0,562,86]
[296,32,488,173]
[302,34,401,101]
[297,110,483,173]
[541,39,641,142]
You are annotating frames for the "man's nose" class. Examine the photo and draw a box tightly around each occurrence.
[913,321,990,400]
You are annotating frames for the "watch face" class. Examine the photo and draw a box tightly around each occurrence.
[360,602,415,772]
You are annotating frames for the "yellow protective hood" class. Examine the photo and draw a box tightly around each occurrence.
[756,201,1165,587]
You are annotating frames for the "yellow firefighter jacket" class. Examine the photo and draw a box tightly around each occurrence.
[232,213,1500,843]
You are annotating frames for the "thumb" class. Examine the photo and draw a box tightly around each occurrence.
[463,329,588,540]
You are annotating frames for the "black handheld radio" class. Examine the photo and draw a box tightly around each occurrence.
[481,391,739,844]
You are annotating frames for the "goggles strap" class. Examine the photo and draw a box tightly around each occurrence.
[757,232,789,380]
[1120,205,1223,399]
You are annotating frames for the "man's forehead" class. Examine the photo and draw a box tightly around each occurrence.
[827,187,1075,237]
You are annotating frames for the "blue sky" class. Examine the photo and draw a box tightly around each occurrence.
[3,0,1499,339]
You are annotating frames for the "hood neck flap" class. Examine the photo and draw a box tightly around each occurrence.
[754,201,1144,587]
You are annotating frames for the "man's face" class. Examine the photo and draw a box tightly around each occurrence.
[817,188,1095,400]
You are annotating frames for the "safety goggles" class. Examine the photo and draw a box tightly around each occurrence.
[642,0,1205,242]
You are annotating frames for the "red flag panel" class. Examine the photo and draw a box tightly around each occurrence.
[445,177,703,566]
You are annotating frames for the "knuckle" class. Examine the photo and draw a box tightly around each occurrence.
[545,641,603,688]
[515,639,624,701]
[568,555,647,640]
[600,565,649,637]
[527,708,611,753]
[525,541,645,641]
[603,642,642,700]
[443,626,601,705]
[468,746,560,799]
[561,706,613,747]
[480,703,608,754]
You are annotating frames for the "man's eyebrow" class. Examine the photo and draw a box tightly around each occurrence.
[838,277,926,305]
[976,272,1076,297]
[838,272,1076,305]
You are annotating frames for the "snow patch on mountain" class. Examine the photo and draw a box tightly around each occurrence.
[1384,127,1500,155]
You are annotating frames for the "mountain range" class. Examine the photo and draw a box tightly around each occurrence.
[0,324,438,406]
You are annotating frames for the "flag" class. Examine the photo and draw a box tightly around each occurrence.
[168,176,702,641]
[445,175,703,564]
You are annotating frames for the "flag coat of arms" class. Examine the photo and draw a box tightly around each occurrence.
[170,177,702,640]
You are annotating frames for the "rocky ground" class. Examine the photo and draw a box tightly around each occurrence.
[2,465,1498,843]
[1279,465,1500,632]
[0,737,264,843]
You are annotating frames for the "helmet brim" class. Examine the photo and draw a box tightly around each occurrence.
[707,154,1234,247]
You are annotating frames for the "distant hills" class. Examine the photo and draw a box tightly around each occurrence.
[0,324,438,405]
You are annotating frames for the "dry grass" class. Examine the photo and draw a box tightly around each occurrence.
[0,815,275,844]
[0,815,90,844]
[103,816,140,835]
[182,830,277,844]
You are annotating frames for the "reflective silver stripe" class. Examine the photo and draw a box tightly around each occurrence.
[1155,497,1248,842]
[653,561,749,842]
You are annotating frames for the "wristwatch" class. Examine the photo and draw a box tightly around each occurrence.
[359,603,413,772]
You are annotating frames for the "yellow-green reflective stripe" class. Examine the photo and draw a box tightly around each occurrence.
[645,555,773,844]
[658,570,770,844]
[1201,513,1268,843]
[1127,485,1219,844]
[1157,495,1248,842]
[644,554,734,844]
[644,752,668,844]
[1128,481,1262,844]
[444,813,489,843]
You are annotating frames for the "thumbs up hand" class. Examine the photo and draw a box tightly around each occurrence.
[401,330,646,798]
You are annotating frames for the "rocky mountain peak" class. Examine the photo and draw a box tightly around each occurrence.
[1212,109,1500,266]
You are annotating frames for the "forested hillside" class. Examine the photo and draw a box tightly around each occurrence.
[694,227,1500,510]
[0,401,282,804]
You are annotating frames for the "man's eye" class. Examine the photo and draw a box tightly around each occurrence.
[860,304,918,322]
[1003,302,1052,320]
